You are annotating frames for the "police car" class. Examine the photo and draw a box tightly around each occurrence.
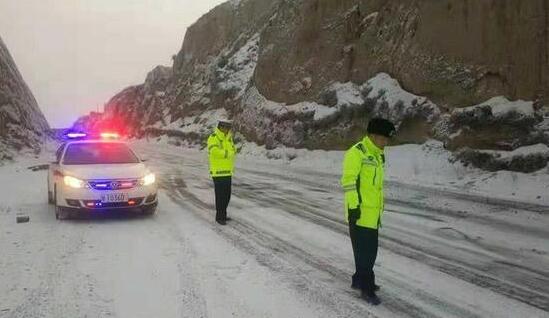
[47,132,158,219]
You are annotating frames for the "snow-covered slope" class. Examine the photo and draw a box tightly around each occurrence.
[0,35,50,162]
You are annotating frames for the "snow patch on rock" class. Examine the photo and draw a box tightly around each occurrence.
[153,108,228,134]
[454,96,535,117]
[362,73,441,124]
[228,0,243,7]
[330,82,363,107]
[242,87,335,122]
[217,34,260,98]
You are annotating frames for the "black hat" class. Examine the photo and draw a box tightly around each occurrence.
[218,119,233,128]
[367,118,396,138]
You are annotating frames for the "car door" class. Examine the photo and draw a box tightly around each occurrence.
[48,143,66,193]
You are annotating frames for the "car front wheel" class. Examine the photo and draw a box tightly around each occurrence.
[48,190,54,205]
[54,185,70,220]
[142,205,157,216]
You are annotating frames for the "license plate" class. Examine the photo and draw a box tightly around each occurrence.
[101,193,128,203]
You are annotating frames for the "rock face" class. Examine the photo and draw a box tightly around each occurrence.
[255,0,549,107]
[74,0,549,171]
[0,36,49,161]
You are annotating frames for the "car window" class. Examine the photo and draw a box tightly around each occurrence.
[63,143,140,165]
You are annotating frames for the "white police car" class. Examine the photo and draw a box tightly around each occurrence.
[47,133,158,219]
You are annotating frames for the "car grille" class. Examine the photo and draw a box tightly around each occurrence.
[88,179,139,190]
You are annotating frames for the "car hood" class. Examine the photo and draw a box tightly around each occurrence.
[61,163,149,180]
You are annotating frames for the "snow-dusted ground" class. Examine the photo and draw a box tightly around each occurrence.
[1,140,548,318]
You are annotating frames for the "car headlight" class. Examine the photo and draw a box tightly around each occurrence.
[141,173,156,186]
[64,176,85,188]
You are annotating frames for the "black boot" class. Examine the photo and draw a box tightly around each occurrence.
[361,291,381,306]
[351,275,359,290]
[352,283,379,291]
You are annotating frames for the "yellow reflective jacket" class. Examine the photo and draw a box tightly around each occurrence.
[207,128,236,177]
[341,136,385,229]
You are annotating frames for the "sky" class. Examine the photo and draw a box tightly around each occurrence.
[0,0,226,128]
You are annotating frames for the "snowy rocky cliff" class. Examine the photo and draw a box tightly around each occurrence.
[74,0,549,172]
[0,36,50,161]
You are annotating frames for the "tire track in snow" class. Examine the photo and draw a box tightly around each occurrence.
[231,182,481,318]
[161,176,473,318]
[232,176,549,313]
[138,144,549,316]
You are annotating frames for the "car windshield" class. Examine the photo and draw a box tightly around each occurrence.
[63,142,140,165]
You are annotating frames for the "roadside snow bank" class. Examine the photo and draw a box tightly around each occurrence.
[135,137,549,206]
[136,137,549,208]
[236,140,549,206]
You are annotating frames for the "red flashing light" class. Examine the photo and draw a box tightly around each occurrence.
[86,202,95,207]
[128,200,136,206]
[100,132,120,139]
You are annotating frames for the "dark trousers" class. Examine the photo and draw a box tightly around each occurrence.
[350,223,379,294]
[213,176,232,221]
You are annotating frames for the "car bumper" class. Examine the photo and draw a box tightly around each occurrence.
[60,201,157,214]
[57,184,158,210]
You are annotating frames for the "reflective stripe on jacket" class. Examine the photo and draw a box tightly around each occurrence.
[207,128,236,177]
[340,136,385,229]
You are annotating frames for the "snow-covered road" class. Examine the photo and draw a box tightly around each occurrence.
[1,142,548,318]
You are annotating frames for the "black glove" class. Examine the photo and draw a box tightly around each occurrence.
[348,208,361,224]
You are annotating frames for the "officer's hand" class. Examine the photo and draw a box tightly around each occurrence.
[348,208,360,223]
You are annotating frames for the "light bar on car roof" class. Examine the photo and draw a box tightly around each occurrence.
[66,132,87,139]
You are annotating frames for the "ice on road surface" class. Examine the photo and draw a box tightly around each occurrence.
[0,142,548,318]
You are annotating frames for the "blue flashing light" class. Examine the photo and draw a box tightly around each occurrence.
[66,132,87,139]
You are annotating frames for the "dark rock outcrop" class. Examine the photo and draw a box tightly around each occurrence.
[453,144,549,173]
[0,36,50,161]
[445,97,545,151]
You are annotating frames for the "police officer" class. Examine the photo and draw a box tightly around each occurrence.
[207,119,237,225]
[341,118,396,305]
